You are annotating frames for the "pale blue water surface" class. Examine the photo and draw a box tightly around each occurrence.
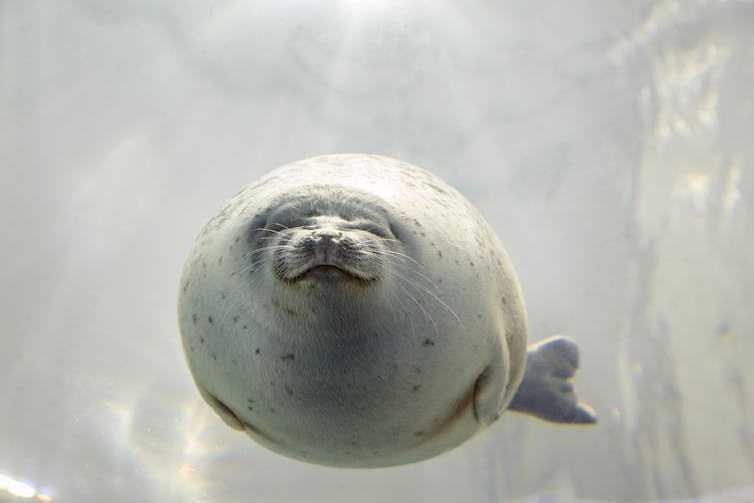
[1,1,753,502]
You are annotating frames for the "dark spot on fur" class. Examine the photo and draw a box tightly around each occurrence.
[235,235,240,243]
[210,353,217,360]
[243,325,248,330]
[422,338,435,347]
[255,347,261,354]
[221,292,227,300]
[412,385,422,392]
[218,256,223,264]
[501,296,507,305]
[469,261,475,267]
[183,281,190,293]
[208,316,214,324]
[281,353,295,362]
[247,405,254,411]
[199,337,205,344]
[477,314,482,319]
[233,315,239,323]
[437,250,443,258]
[189,345,195,352]
[413,431,425,437]
[285,385,294,396]
[192,313,198,325]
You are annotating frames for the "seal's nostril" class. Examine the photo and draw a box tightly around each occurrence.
[313,229,342,240]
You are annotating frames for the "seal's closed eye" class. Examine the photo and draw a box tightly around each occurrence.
[350,221,393,239]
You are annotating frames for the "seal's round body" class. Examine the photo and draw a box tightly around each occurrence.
[178,154,595,468]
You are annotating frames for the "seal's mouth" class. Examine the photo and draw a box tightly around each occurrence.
[289,264,376,285]
[268,227,385,286]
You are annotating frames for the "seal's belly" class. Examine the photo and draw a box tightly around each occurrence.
[205,320,488,467]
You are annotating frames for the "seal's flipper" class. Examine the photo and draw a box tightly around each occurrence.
[198,386,245,431]
[508,335,597,424]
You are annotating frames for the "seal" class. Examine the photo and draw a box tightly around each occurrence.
[178,154,597,468]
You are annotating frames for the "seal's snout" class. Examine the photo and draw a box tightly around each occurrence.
[313,228,344,264]
[270,226,385,284]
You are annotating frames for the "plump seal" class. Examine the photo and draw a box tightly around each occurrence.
[178,154,596,468]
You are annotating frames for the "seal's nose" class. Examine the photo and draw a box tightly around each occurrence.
[312,228,342,264]
[312,229,342,241]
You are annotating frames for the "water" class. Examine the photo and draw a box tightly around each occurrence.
[1,1,753,501]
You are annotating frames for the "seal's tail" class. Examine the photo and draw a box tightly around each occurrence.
[508,335,598,424]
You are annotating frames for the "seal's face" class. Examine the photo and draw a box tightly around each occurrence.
[246,187,403,292]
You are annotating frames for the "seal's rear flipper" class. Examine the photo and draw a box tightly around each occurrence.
[508,335,598,424]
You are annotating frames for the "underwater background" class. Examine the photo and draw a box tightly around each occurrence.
[1,1,753,502]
